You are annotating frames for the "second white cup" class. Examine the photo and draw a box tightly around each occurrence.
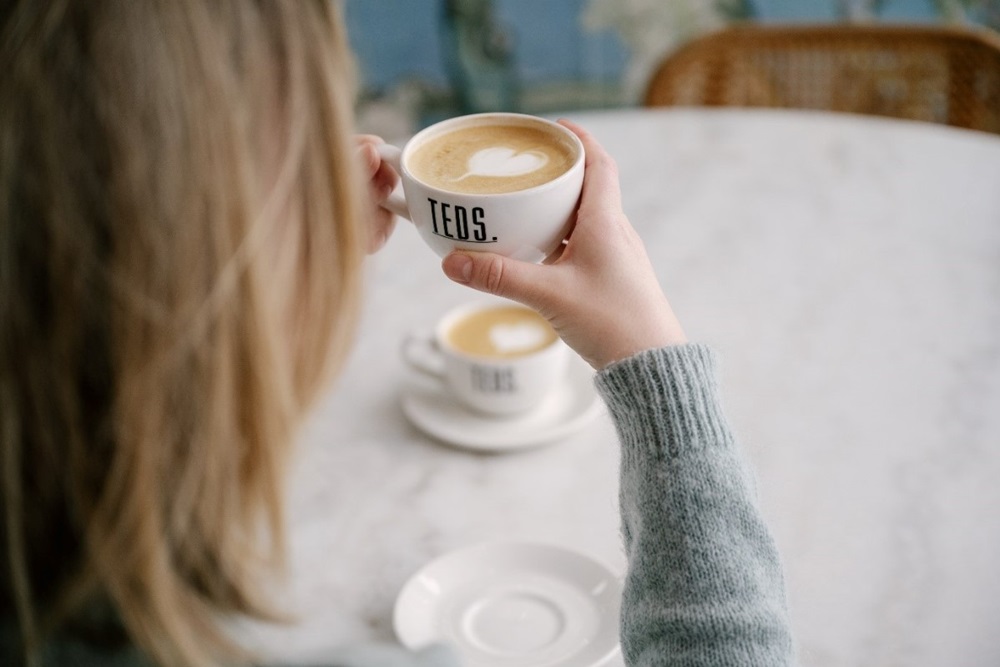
[402,301,569,417]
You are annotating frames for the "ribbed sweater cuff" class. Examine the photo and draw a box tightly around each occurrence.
[594,344,735,461]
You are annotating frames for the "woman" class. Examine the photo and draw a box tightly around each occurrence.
[0,1,794,665]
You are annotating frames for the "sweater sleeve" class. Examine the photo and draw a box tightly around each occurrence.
[595,344,795,666]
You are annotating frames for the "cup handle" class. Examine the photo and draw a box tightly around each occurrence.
[376,144,411,221]
[401,330,445,378]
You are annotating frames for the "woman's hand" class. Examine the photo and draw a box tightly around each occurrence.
[441,120,686,369]
[356,134,400,253]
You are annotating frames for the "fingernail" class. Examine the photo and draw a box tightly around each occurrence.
[444,253,472,284]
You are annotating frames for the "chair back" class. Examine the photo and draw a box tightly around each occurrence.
[644,24,1000,135]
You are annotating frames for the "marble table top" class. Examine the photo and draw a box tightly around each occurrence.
[236,108,1000,666]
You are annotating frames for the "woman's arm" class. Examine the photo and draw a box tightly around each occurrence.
[598,345,794,666]
[442,120,795,665]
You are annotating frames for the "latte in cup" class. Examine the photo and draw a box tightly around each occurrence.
[376,112,584,261]
[444,305,558,359]
[407,122,577,195]
[402,300,568,416]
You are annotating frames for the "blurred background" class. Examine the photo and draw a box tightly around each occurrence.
[344,0,1000,140]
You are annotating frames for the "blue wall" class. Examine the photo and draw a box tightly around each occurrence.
[344,0,630,91]
[755,0,944,20]
[344,0,945,94]
[344,1,449,90]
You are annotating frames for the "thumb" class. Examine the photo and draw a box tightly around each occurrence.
[442,251,551,307]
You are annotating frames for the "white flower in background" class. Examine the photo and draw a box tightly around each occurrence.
[838,0,883,20]
[840,0,992,22]
[581,0,730,103]
[933,0,982,21]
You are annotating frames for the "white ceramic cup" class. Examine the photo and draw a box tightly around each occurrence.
[402,302,570,417]
[378,113,585,263]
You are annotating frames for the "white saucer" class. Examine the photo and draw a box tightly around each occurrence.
[400,355,603,452]
[394,541,622,667]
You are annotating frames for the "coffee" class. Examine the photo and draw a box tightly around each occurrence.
[408,122,576,195]
[402,300,569,416]
[444,305,558,359]
[377,112,585,261]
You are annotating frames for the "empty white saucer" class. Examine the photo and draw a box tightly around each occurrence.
[394,541,622,667]
[400,355,603,452]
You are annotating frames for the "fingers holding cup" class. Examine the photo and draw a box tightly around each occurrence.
[356,135,400,254]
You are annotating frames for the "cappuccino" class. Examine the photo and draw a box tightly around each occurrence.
[445,305,558,359]
[377,112,585,261]
[408,122,576,195]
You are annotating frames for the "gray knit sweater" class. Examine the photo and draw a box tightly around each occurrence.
[2,344,794,666]
[596,344,794,666]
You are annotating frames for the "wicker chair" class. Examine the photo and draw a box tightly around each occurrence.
[644,24,1000,135]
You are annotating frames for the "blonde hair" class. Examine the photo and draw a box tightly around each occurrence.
[0,1,366,665]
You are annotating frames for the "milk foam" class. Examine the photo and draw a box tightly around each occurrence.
[454,146,550,182]
[408,123,574,195]
[489,322,549,354]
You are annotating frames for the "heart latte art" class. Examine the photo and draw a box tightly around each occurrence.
[458,146,550,180]
[408,123,577,195]
[488,321,550,354]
